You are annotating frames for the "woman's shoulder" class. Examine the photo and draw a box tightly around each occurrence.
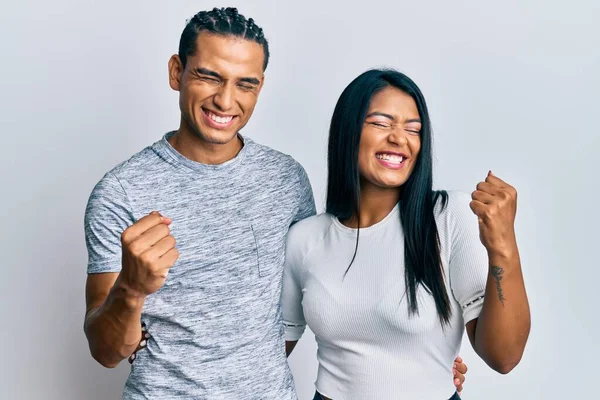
[288,212,333,242]
[434,190,477,229]
[286,213,334,262]
[434,190,471,212]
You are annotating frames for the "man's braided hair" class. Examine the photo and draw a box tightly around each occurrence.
[179,7,269,71]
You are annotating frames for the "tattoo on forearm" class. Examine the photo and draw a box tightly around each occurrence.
[491,266,506,307]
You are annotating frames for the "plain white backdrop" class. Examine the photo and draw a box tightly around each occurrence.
[1,0,598,399]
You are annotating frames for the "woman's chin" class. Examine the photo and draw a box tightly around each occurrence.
[367,179,408,191]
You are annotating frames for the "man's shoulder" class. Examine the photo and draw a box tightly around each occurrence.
[88,140,164,201]
[107,143,162,181]
[243,137,310,195]
[245,137,300,169]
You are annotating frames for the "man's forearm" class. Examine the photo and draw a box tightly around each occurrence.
[473,249,531,374]
[84,277,146,368]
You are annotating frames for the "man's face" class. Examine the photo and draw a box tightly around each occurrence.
[169,32,265,145]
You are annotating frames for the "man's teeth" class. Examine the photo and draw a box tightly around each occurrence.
[208,112,234,124]
[377,154,404,163]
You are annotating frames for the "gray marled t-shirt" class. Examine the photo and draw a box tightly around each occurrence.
[85,132,316,399]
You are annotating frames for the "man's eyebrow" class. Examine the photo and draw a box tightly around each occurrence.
[194,68,222,79]
[239,77,261,85]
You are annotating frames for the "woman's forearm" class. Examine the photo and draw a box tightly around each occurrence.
[470,246,531,374]
[285,340,298,357]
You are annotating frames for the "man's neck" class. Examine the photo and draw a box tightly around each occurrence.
[168,125,243,165]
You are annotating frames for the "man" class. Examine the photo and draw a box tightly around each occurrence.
[83,7,467,399]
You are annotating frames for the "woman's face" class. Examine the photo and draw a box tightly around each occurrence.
[358,86,422,190]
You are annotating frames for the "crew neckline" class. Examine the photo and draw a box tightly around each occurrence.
[331,204,400,235]
[153,131,249,173]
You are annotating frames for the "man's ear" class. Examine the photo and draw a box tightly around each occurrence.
[168,54,183,91]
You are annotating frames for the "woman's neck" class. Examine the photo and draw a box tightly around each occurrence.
[341,183,401,229]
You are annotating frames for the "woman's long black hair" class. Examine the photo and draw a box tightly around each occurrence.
[326,68,451,324]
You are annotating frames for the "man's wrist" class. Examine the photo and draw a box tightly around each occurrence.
[111,276,146,310]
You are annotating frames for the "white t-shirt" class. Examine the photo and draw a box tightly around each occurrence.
[282,191,488,400]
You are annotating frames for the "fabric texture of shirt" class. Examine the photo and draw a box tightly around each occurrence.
[85,132,316,399]
[282,191,488,400]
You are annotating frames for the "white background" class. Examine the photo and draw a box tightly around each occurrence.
[1,0,598,399]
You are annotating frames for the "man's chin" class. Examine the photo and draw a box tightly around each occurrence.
[193,128,239,145]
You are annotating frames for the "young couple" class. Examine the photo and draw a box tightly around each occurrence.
[83,7,530,400]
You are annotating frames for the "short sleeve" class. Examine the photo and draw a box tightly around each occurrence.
[446,192,489,324]
[282,226,308,341]
[292,161,316,224]
[84,172,135,274]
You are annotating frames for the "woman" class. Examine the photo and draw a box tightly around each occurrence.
[282,69,530,399]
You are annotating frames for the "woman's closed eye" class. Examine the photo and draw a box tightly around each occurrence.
[368,121,392,128]
[404,123,422,135]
